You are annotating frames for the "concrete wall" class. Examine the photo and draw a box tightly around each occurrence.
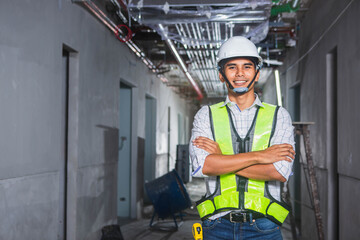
[263,0,360,239]
[261,72,278,105]
[0,0,196,239]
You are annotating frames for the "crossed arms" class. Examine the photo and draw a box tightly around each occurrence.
[192,136,295,182]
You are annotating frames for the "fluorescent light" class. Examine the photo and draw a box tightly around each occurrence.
[274,69,282,107]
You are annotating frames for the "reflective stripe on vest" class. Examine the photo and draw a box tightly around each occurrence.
[196,102,289,225]
[244,103,275,215]
[211,102,238,209]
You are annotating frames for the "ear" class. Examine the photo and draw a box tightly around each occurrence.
[219,72,225,83]
[254,70,260,83]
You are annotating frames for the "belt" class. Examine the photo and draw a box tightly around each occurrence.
[223,211,264,223]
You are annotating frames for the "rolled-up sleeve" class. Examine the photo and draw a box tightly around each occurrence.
[270,107,295,181]
[189,106,214,177]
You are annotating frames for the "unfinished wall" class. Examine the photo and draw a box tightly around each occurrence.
[0,0,196,239]
[261,72,278,105]
[265,0,360,239]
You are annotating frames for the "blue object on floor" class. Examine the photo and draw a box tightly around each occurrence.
[145,169,192,230]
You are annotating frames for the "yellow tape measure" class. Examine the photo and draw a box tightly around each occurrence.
[192,223,203,240]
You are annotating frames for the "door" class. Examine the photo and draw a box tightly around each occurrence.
[144,96,156,183]
[118,83,132,217]
[59,48,69,240]
[326,48,338,240]
[289,84,301,226]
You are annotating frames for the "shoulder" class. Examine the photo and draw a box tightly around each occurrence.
[274,106,294,130]
[260,102,293,125]
[276,106,292,121]
[194,101,227,122]
[195,105,209,117]
[261,102,291,118]
[193,105,210,124]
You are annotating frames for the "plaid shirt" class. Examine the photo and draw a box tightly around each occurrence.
[189,94,295,219]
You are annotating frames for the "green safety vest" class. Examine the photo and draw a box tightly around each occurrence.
[196,102,290,225]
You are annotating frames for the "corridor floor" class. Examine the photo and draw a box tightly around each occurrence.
[119,177,294,240]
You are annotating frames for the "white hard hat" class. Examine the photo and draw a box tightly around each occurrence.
[217,36,263,69]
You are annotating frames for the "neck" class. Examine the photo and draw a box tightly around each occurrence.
[228,90,256,111]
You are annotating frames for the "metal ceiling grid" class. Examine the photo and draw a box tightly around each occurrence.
[75,0,313,101]
[128,0,273,98]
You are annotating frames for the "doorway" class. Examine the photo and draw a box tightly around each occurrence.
[144,96,156,203]
[59,47,70,240]
[118,83,132,217]
[61,45,79,240]
[144,96,156,183]
[326,47,338,240]
[289,83,301,229]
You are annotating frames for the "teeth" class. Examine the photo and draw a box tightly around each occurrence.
[234,81,246,84]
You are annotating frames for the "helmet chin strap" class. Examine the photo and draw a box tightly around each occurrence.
[219,68,259,94]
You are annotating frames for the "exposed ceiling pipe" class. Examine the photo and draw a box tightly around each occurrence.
[215,17,267,22]
[177,24,209,93]
[185,23,212,93]
[175,24,210,93]
[126,1,272,98]
[79,0,169,82]
[205,22,225,97]
[291,0,301,9]
[191,23,213,92]
[205,23,220,93]
[82,1,117,32]
[195,23,216,93]
[158,24,204,100]
[116,0,127,12]
[216,23,222,48]
[110,0,128,23]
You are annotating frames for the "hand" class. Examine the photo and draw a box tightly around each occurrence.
[192,137,222,155]
[258,144,295,164]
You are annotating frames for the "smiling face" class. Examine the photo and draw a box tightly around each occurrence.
[219,57,260,98]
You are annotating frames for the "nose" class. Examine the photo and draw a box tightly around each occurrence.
[235,67,244,77]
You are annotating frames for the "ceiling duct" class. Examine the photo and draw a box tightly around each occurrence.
[127,0,272,98]
[128,0,272,45]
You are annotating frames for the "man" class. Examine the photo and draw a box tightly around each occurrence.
[190,36,295,240]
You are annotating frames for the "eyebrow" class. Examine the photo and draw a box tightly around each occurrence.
[225,62,254,67]
[244,62,254,66]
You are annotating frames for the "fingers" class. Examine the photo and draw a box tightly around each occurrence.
[193,140,213,149]
[192,137,221,154]
[278,150,295,162]
[192,137,216,148]
[264,144,295,162]
[197,144,215,153]
[270,144,294,153]
[193,136,215,144]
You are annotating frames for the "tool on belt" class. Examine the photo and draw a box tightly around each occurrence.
[192,223,203,240]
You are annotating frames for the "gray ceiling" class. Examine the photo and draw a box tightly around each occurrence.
[77,0,312,100]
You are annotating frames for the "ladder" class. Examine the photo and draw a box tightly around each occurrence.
[288,122,324,240]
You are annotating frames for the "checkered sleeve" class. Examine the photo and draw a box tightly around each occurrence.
[270,107,295,181]
[189,106,214,177]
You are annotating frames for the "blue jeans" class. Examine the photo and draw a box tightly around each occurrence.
[202,217,282,240]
